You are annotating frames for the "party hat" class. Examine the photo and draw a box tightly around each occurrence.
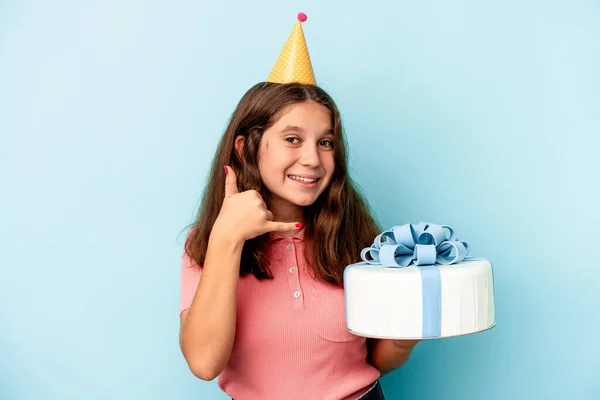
[267,12,316,85]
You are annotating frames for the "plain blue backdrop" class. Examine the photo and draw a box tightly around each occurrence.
[1,0,599,399]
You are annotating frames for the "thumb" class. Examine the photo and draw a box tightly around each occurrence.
[224,165,239,198]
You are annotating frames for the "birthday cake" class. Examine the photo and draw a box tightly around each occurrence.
[343,222,495,339]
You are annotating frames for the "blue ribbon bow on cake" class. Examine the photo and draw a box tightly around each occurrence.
[361,222,471,267]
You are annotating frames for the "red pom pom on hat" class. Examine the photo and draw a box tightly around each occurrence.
[297,12,307,22]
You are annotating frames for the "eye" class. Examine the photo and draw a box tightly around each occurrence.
[285,137,300,144]
[318,139,334,148]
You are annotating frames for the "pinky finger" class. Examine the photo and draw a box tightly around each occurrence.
[266,221,302,233]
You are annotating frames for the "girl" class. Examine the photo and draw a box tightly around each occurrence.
[179,13,418,400]
[179,82,418,400]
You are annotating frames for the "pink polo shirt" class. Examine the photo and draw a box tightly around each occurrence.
[180,228,380,400]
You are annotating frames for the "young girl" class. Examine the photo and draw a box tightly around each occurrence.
[179,14,418,400]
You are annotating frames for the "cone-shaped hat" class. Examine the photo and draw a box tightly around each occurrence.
[267,13,316,85]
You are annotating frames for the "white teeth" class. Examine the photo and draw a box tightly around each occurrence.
[288,175,318,183]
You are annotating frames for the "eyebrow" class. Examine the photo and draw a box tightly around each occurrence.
[279,125,334,135]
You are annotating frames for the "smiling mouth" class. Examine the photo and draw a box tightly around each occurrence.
[287,174,320,184]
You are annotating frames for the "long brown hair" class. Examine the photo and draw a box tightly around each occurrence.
[184,82,381,287]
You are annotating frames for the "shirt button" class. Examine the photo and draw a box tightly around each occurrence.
[287,243,293,250]
[293,291,301,298]
[289,267,296,273]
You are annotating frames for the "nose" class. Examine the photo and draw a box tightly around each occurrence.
[299,143,321,168]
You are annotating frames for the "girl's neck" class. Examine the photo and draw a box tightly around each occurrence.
[267,196,305,235]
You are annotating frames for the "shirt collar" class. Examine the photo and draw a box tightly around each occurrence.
[268,226,306,243]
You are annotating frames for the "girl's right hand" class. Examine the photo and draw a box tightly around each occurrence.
[212,165,302,245]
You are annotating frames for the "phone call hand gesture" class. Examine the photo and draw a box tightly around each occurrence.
[213,166,302,245]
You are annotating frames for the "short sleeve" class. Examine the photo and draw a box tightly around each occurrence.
[180,249,202,314]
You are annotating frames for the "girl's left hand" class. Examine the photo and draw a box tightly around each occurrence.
[390,339,420,349]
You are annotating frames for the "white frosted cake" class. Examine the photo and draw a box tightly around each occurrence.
[344,222,495,339]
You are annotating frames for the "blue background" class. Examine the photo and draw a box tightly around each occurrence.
[1,0,599,399]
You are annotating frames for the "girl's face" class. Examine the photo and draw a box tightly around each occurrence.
[257,101,335,213]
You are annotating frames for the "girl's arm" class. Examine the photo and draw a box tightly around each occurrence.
[179,166,301,381]
[367,338,420,376]
[179,233,243,381]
